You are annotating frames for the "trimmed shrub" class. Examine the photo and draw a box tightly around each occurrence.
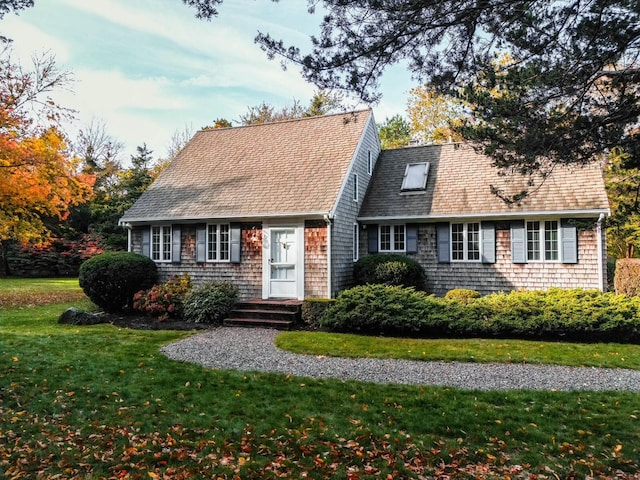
[320,284,450,335]
[301,298,336,329]
[133,273,193,321]
[614,258,640,296]
[320,285,640,343]
[353,254,426,290]
[79,252,157,313]
[445,288,481,304]
[183,281,239,324]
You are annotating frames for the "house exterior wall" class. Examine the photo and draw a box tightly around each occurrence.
[131,224,263,300]
[304,221,329,298]
[330,116,381,296]
[359,220,604,296]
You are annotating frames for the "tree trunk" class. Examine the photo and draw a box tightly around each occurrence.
[0,242,10,277]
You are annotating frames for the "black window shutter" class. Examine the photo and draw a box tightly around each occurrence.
[230,223,242,263]
[171,225,181,263]
[561,219,578,264]
[196,224,206,262]
[406,224,419,253]
[367,224,378,253]
[436,222,450,263]
[481,222,496,264]
[511,221,526,264]
[141,228,151,258]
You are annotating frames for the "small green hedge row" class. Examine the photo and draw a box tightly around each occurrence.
[320,285,640,343]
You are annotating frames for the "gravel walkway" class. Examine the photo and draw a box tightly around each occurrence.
[161,327,640,391]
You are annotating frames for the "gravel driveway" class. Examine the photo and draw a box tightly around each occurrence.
[160,327,640,391]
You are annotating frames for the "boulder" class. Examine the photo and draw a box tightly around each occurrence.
[58,307,105,325]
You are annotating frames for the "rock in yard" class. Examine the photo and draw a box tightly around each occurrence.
[58,307,105,325]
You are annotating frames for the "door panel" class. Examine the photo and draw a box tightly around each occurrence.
[269,228,297,298]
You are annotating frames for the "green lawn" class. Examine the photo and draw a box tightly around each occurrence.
[1,278,639,478]
[276,331,640,370]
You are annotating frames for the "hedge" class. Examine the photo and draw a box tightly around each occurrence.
[320,285,640,343]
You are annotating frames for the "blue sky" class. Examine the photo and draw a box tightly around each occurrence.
[2,0,413,161]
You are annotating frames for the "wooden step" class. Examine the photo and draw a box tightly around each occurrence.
[224,299,302,330]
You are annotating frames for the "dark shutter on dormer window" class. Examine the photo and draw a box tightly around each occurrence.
[406,224,418,253]
[141,228,150,258]
[171,225,181,263]
[230,223,241,263]
[436,222,450,263]
[511,221,526,264]
[196,224,206,263]
[367,225,378,253]
[561,220,578,264]
[481,222,496,264]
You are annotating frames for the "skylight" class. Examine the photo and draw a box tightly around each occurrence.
[401,162,429,191]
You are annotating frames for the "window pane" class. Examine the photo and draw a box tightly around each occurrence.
[451,224,464,260]
[527,221,540,261]
[401,163,428,190]
[151,227,160,261]
[380,225,391,251]
[467,223,480,260]
[219,224,230,260]
[545,221,559,261]
[162,227,171,261]
[207,225,217,260]
[394,225,405,251]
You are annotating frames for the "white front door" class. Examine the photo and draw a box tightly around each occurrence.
[268,228,298,298]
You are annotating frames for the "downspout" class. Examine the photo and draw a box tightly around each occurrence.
[324,214,332,298]
[127,226,132,253]
[597,213,605,292]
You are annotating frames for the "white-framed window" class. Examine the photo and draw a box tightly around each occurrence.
[451,222,480,261]
[353,173,359,201]
[151,225,172,262]
[353,223,359,262]
[380,224,405,252]
[207,224,230,261]
[401,162,429,191]
[367,150,372,175]
[527,220,559,261]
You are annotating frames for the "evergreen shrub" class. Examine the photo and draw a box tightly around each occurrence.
[301,298,335,329]
[445,288,482,304]
[321,285,640,343]
[353,254,426,290]
[78,252,157,313]
[183,281,239,324]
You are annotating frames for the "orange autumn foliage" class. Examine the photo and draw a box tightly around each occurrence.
[0,127,95,244]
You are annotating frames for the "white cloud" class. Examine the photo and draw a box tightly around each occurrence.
[1,16,71,63]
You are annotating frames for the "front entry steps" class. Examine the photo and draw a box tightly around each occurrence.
[223,299,302,330]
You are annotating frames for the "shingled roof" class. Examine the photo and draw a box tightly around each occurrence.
[121,109,373,223]
[359,143,609,220]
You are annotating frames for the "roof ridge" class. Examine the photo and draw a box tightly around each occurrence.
[197,108,373,133]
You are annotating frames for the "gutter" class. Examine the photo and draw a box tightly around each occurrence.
[597,212,606,292]
[358,209,610,223]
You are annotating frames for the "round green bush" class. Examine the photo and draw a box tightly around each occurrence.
[183,281,239,324]
[445,288,481,304]
[353,254,426,290]
[78,252,158,313]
